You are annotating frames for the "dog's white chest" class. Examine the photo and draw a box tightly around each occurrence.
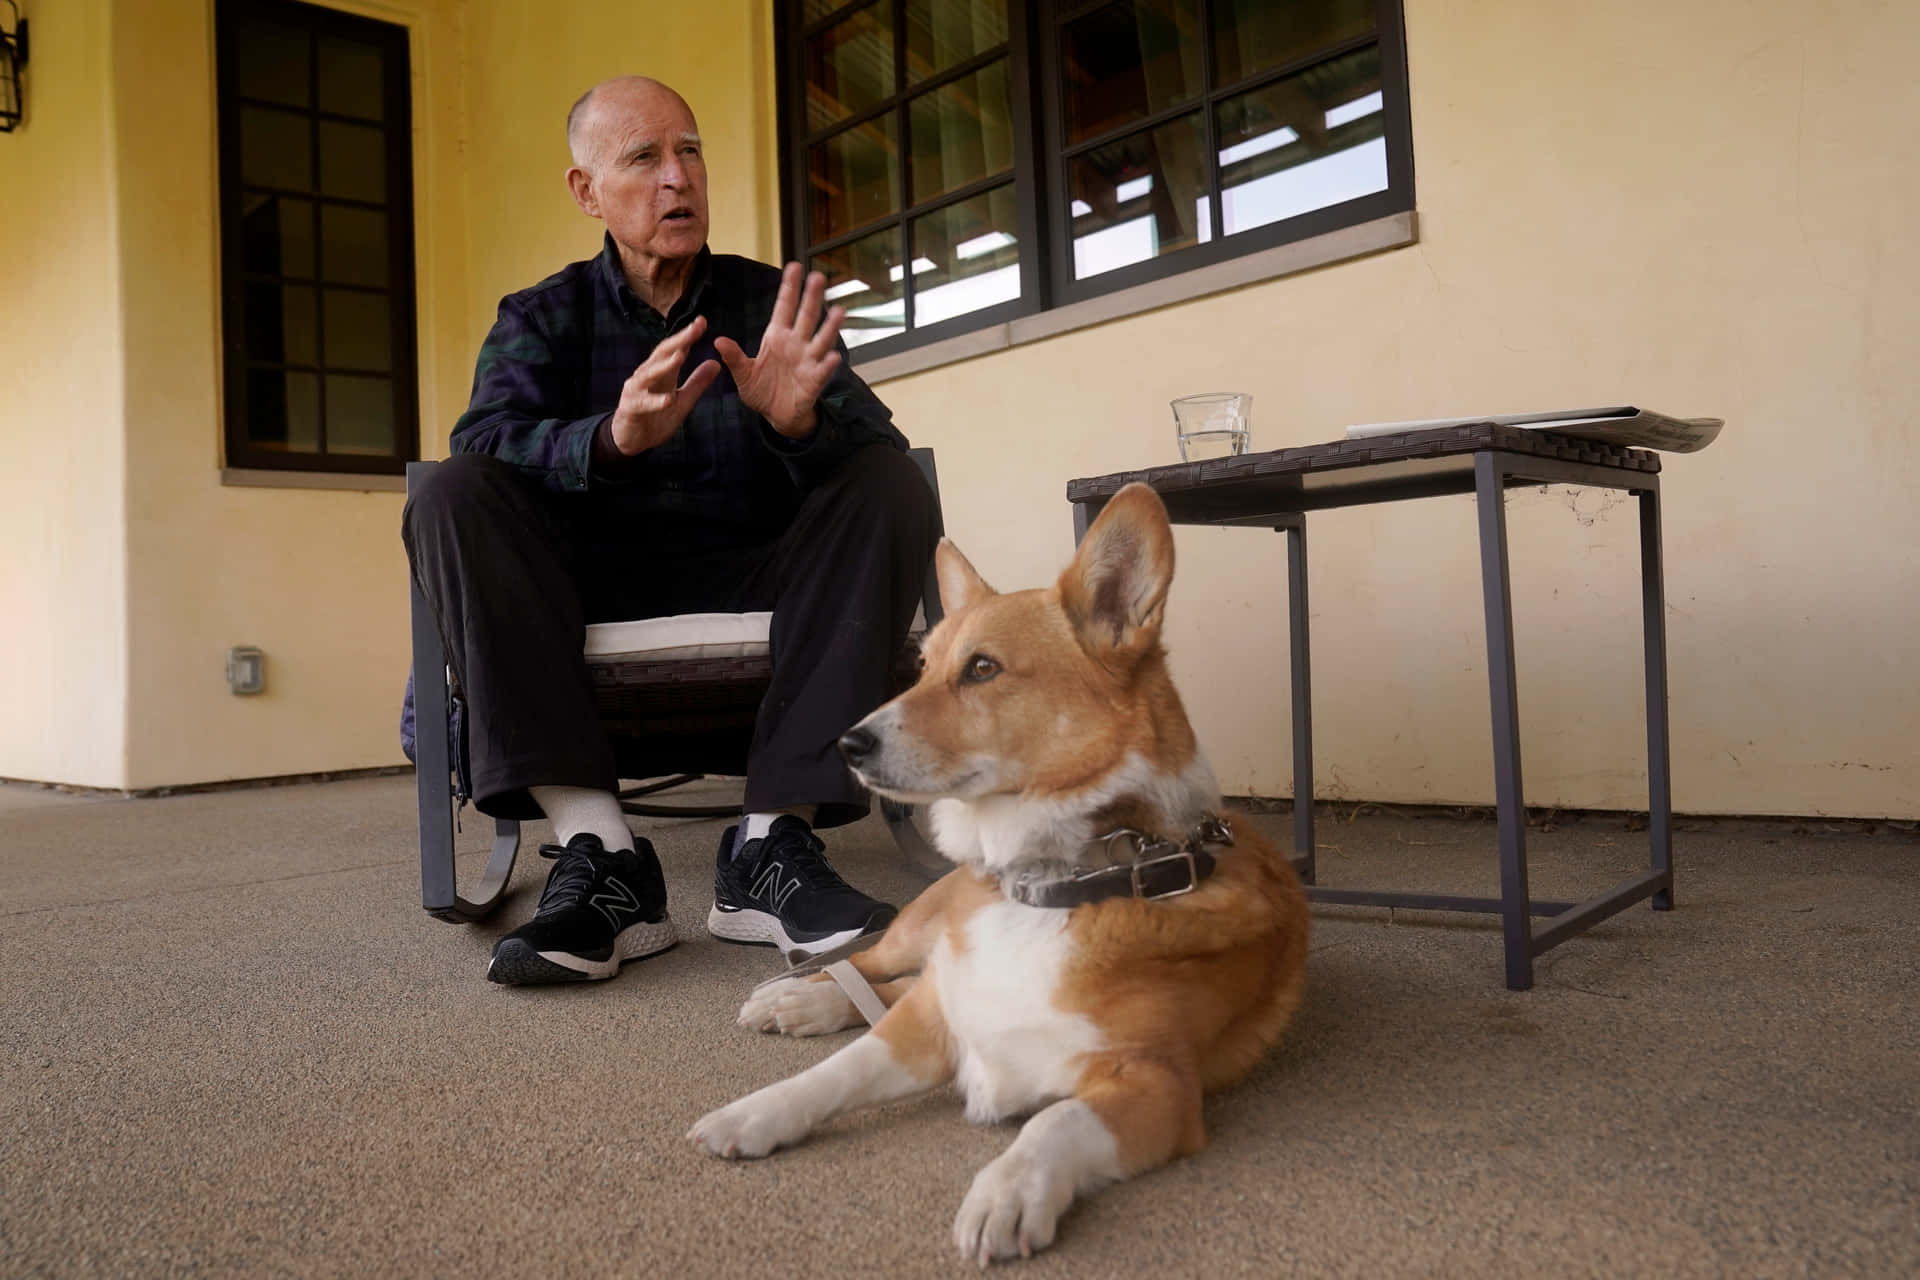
[932,901,1106,1124]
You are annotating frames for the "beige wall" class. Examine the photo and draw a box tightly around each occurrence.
[4,0,1913,819]
[874,0,1920,819]
[0,0,129,787]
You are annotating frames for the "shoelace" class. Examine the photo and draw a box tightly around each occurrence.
[533,844,600,916]
[771,830,855,896]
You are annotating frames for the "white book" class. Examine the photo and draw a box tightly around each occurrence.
[1344,406,1723,453]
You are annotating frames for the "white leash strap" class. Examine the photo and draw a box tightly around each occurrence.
[824,959,890,1027]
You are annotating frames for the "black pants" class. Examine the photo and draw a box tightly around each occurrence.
[401,444,939,828]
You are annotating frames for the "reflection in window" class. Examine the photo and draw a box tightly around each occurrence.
[1215,46,1386,238]
[1062,0,1203,145]
[911,185,1022,327]
[806,1,895,132]
[906,0,1008,83]
[809,114,900,243]
[816,226,905,348]
[1069,113,1209,280]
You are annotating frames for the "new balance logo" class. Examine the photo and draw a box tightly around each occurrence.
[750,862,803,913]
[590,877,643,930]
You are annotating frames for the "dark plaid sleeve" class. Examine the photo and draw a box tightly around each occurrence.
[754,335,908,487]
[449,294,605,493]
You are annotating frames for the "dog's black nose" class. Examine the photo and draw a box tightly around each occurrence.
[838,726,877,765]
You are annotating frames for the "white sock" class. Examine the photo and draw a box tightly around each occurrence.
[732,806,817,858]
[530,785,635,853]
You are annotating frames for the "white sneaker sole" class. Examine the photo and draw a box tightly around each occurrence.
[489,915,680,984]
[706,905,874,963]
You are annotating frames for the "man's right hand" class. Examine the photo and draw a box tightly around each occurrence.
[608,316,722,456]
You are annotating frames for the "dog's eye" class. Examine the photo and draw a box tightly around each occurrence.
[961,654,1001,684]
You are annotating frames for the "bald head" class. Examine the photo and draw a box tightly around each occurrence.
[567,76,696,173]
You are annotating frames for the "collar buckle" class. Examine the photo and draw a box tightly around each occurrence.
[1131,849,1200,899]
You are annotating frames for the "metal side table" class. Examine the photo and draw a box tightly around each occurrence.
[1066,423,1674,990]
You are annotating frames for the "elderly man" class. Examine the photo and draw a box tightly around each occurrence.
[403,77,937,985]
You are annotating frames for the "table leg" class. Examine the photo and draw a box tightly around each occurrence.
[1474,453,1534,990]
[1639,485,1675,910]
[1283,517,1315,883]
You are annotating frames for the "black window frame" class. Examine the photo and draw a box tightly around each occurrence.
[214,0,420,477]
[776,0,1414,362]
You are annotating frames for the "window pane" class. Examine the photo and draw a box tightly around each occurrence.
[808,114,899,242]
[320,204,389,286]
[245,282,318,364]
[909,185,1020,328]
[326,375,398,455]
[1062,0,1202,145]
[1068,112,1209,281]
[241,106,312,191]
[246,369,321,451]
[1212,0,1376,87]
[813,225,903,348]
[317,35,385,121]
[807,1,895,133]
[1217,45,1386,237]
[323,289,393,372]
[909,60,1012,204]
[319,120,386,202]
[905,0,1007,84]
[241,194,315,278]
[235,19,310,109]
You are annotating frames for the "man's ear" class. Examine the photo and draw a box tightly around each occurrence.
[935,539,995,615]
[1058,483,1174,670]
[566,166,601,219]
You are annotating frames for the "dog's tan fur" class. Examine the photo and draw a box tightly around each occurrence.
[690,484,1308,1264]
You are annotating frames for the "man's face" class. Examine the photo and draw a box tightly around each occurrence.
[575,84,710,271]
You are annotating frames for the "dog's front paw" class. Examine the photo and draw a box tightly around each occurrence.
[952,1150,1074,1265]
[687,1092,799,1160]
[739,975,860,1037]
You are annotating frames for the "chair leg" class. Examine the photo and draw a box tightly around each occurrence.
[881,799,949,882]
[411,554,519,923]
[616,775,747,820]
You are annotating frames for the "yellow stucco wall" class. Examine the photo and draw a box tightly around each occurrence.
[0,0,129,787]
[3,0,1913,819]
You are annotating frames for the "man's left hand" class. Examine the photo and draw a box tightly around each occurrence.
[715,263,846,441]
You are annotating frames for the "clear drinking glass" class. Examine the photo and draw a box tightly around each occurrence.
[1172,392,1252,461]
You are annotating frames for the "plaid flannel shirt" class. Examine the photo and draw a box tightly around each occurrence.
[451,236,907,553]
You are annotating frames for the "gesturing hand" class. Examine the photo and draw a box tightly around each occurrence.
[608,315,722,456]
[715,264,846,440]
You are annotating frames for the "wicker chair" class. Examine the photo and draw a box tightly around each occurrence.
[404,448,946,923]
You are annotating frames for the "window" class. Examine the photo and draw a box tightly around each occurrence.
[777,0,1412,358]
[215,0,419,475]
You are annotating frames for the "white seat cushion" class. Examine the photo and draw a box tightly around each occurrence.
[583,612,773,663]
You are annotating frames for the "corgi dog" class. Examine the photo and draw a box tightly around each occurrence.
[689,483,1309,1265]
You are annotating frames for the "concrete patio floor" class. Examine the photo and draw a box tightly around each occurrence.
[2,773,1916,1277]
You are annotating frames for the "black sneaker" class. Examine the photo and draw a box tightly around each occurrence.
[707,817,896,962]
[487,834,678,985]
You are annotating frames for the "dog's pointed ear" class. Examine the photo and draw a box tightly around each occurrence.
[935,538,996,614]
[1059,483,1174,668]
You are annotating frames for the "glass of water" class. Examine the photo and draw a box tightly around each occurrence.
[1171,392,1252,462]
